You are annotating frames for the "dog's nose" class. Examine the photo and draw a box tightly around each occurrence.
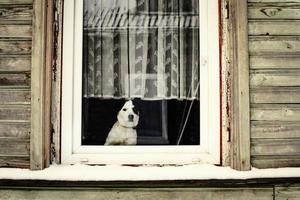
[128,114,134,121]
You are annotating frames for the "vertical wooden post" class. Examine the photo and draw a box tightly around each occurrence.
[230,0,251,171]
[31,0,53,170]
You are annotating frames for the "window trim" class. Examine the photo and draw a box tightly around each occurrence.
[61,0,220,165]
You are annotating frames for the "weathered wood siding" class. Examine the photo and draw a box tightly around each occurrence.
[249,0,300,168]
[0,188,273,200]
[0,0,32,168]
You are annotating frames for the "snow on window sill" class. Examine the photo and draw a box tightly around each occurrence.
[0,164,299,181]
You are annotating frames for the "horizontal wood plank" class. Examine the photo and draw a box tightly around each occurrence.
[248,4,300,20]
[250,87,300,103]
[0,24,31,38]
[0,121,30,138]
[251,139,300,156]
[276,185,300,200]
[0,56,31,72]
[0,138,29,156]
[0,5,32,21]
[0,73,30,86]
[0,88,30,104]
[249,36,300,55]
[0,40,31,55]
[0,189,273,200]
[250,55,300,69]
[0,0,32,4]
[252,156,300,168]
[249,0,300,2]
[251,104,300,121]
[0,105,30,121]
[250,69,300,87]
[0,155,29,168]
[251,121,300,139]
[249,20,300,36]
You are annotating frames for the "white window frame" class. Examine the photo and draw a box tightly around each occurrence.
[61,0,220,165]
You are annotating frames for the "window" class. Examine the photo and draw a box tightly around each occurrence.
[62,0,220,165]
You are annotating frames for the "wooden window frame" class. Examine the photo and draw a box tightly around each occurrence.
[30,0,54,170]
[60,0,220,165]
[228,0,251,171]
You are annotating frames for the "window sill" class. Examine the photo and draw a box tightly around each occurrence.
[0,164,299,182]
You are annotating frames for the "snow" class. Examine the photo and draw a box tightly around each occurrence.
[0,164,300,181]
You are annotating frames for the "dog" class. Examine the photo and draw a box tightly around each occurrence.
[104,100,139,145]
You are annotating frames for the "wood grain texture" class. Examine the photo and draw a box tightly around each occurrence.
[0,121,30,138]
[0,138,30,156]
[30,0,48,170]
[0,73,30,86]
[0,155,29,168]
[249,20,300,36]
[250,69,300,87]
[251,104,300,121]
[249,36,300,55]
[251,139,300,156]
[0,0,32,4]
[0,5,32,21]
[0,56,31,72]
[251,87,300,103]
[276,185,300,200]
[0,188,273,200]
[249,3,300,20]
[0,40,31,55]
[0,105,30,121]
[0,25,31,38]
[252,156,300,168]
[230,0,251,171]
[250,55,300,69]
[0,88,30,104]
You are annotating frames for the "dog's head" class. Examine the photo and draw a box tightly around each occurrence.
[117,100,139,128]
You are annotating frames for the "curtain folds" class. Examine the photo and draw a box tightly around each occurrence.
[83,0,199,100]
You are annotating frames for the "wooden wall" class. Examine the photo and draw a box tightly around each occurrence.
[248,0,300,168]
[0,0,32,168]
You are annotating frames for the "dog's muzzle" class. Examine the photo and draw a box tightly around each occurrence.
[128,114,134,122]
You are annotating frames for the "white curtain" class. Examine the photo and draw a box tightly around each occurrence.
[83,0,199,100]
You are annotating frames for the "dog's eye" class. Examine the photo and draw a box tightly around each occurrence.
[122,108,127,112]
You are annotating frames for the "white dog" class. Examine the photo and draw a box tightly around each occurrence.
[104,100,139,145]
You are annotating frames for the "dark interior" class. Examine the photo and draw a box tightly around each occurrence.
[82,98,200,145]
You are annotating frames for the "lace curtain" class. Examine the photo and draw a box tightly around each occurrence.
[83,0,199,100]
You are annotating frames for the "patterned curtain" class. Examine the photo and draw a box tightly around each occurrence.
[83,0,199,100]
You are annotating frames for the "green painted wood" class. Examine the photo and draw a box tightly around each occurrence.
[249,20,300,36]
[0,188,273,200]
[276,185,300,200]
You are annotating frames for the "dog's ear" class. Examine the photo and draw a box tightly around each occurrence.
[133,106,139,115]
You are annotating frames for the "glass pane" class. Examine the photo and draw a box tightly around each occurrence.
[82,0,200,146]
